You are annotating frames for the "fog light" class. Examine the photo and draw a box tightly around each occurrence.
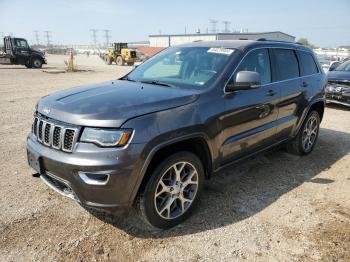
[78,172,110,185]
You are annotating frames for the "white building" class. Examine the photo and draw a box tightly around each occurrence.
[149,31,295,47]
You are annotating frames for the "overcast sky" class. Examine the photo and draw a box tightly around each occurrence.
[0,0,349,47]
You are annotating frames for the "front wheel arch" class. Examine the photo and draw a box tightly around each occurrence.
[134,136,213,204]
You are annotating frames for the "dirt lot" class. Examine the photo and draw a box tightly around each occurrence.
[0,55,349,261]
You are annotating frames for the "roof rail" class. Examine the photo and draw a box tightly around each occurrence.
[255,38,300,45]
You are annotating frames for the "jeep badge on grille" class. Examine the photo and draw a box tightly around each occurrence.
[42,107,50,115]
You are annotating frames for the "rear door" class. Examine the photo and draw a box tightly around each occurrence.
[220,48,280,164]
[270,48,303,140]
[297,50,321,96]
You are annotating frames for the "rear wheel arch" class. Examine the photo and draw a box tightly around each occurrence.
[135,136,213,201]
[309,100,324,122]
[293,99,325,137]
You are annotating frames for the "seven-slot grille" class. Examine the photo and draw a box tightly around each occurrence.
[32,116,79,152]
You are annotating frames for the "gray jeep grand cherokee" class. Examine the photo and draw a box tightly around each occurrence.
[27,40,326,229]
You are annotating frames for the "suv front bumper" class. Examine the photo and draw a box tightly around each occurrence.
[26,133,146,214]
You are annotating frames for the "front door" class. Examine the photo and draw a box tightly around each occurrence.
[14,38,31,65]
[219,48,280,164]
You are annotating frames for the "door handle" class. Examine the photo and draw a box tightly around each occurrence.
[302,82,309,88]
[266,90,277,96]
[255,104,271,118]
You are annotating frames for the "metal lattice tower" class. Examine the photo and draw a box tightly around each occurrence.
[209,19,218,33]
[103,30,111,47]
[90,29,98,46]
[222,21,231,33]
[43,31,51,46]
[33,30,40,45]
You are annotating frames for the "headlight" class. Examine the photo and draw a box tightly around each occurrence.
[326,83,334,92]
[80,128,133,147]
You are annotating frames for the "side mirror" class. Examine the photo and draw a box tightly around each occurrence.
[328,62,340,71]
[226,71,261,92]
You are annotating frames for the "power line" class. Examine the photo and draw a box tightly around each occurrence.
[90,29,98,46]
[103,29,111,47]
[43,30,51,46]
[209,19,219,33]
[33,30,40,45]
[222,21,231,33]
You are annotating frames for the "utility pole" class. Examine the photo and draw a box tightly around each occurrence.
[33,30,40,45]
[90,29,98,46]
[222,21,231,33]
[103,30,111,47]
[43,31,51,46]
[209,19,218,33]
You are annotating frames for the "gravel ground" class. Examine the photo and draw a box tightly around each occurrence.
[0,55,349,261]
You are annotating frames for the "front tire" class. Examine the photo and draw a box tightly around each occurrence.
[31,58,43,68]
[104,56,112,65]
[116,56,124,66]
[287,110,320,155]
[139,152,204,229]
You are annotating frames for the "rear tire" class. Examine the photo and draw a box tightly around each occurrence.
[116,56,124,66]
[139,151,204,229]
[31,58,43,69]
[287,111,320,155]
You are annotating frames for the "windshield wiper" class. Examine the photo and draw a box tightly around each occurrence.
[140,79,174,87]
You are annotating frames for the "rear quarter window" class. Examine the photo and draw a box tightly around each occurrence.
[298,51,319,76]
[272,49,299,81]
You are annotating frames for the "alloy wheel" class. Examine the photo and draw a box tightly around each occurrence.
[154,161,199,220]
[302,115,318,152]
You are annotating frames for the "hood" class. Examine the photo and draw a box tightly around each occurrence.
[37,80,200,127]
[327,70,350,82]
[30,48,45,57]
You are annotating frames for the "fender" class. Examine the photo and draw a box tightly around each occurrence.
[128,132,214,204]
[291,97,325,138]
[31,54,46,64]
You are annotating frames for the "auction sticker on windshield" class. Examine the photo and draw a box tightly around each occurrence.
[207,48,234,55]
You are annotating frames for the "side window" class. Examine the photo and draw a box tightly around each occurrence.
[15,39,28,49]
[272,49,299,81]
[298,51,319,76]
[235,48,271,85]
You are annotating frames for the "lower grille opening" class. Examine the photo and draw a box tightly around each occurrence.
[41,173,78,201]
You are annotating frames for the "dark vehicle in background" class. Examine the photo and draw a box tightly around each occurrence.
[0,36,46,68]
[326,60,350,106]
[27,40,326,229]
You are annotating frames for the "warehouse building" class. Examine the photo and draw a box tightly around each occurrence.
[149,31,295,47]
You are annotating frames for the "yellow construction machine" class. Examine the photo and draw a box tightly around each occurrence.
[103,43,137,66]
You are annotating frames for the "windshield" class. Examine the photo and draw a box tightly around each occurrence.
[127,47,235,88]
[335,60,350,72]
